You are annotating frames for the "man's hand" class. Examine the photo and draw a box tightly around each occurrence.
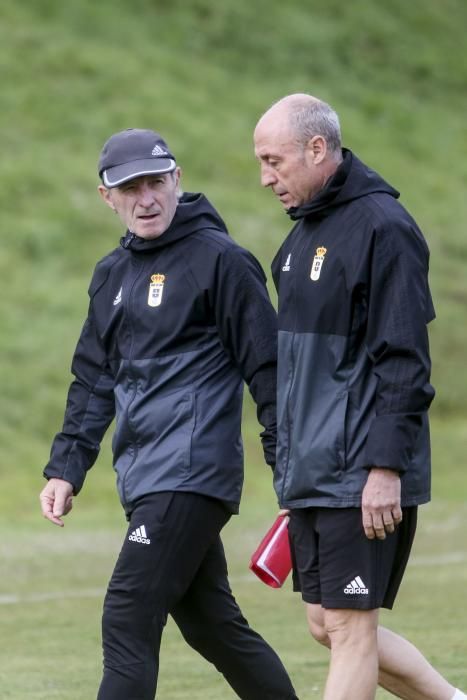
[39,478,74,527]
[361,468,402,540]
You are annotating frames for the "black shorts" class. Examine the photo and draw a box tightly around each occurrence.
[288,506,417,610]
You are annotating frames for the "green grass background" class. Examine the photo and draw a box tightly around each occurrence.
[1,0,466,697]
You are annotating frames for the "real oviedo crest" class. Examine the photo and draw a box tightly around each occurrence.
[310,247,327,282]
[148,274,165,307]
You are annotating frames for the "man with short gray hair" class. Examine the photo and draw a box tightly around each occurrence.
[40,128,298,700]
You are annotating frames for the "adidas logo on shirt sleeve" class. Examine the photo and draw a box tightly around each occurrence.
[129,524,151,545]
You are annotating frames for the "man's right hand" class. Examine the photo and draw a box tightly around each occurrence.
[361,467,402,540]
[39,478,74,527]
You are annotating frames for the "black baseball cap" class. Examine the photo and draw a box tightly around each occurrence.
[98,128,177,188]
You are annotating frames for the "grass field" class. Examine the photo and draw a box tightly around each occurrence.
[1,415,466,698]
[1,0,467,697]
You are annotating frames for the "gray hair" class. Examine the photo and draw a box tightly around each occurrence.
[285,96,342,157]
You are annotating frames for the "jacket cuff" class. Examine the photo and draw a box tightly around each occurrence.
[43,462,85,496]
[364,413,423,473]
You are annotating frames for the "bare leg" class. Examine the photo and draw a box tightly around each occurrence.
[377,627,454,700]
[322,607,379,700]
[307,603,456,700]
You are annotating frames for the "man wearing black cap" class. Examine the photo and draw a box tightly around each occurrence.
[39,129,298,700]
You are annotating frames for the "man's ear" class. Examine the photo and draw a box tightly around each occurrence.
[305,135,327,165]
[98,184,116,211]
[173,166,182,186]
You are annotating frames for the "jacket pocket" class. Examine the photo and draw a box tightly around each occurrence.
[282,388,350,502]
[137,386,195,468]
[117,386,196,502]
[290,387,349,472]
[335,390,349,471]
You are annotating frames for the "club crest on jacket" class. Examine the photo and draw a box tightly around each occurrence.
[310,246,327,281]
[148,274,165,307]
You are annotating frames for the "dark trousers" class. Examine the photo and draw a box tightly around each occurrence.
[96,492,298,700]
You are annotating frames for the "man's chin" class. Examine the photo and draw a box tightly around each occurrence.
[277,194,293,209]
[133,226,165,239]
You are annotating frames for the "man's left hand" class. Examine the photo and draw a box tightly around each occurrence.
[361,468,402,540]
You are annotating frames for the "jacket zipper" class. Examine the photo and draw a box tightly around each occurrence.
[280,225,312,505]
[120,258,146,504]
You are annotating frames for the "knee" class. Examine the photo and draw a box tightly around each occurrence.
[306,607,330,648]
[309,620,330,647]
[102,591,167,640]
[180,622,208,652]
[323,609,378,650]
[323,611,351,646]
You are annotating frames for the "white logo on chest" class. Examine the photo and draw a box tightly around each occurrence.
[148,274,165,307]
[310,246,327,281]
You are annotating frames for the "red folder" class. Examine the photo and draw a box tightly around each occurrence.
[249,514,292,588]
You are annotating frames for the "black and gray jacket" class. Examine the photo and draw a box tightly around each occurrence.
[44,193,277,515]
[272,149,435,509]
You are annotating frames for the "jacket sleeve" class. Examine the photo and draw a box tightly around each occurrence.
[43,309,116,494]
[364,219,436,472]
[213,246,278,469]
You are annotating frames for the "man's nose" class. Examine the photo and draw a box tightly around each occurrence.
[138,184,156,207]
[260,165,276,188]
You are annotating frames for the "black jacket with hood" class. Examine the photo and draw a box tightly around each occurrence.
[272,149,435,509]
[44,193,277,515]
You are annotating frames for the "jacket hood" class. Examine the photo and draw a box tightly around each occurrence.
[287,148,399,221]
[120,192,229,251]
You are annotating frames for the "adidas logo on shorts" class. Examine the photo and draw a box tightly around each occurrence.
[344,575,368,595]
[129,524,151,545]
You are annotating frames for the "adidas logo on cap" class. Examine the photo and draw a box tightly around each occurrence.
[344,576,368,595]
[129,524,151,545]
[151,144,168,156]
